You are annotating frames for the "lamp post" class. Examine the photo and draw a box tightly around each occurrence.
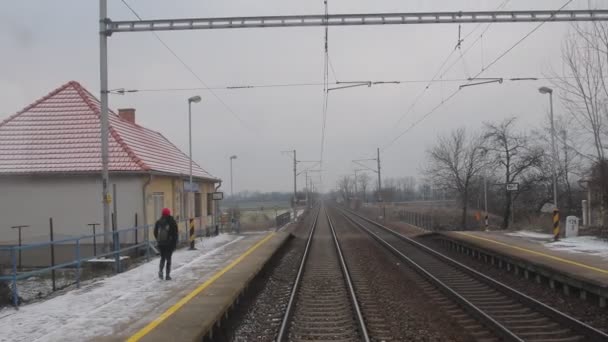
[539,86,559,240]
[187,96,201,247]
[230,155,237,232]
[230,155,237,197]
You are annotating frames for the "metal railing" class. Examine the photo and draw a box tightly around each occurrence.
[0,217,211,307]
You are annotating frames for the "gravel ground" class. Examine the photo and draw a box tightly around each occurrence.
[330,208,475,341]
[419,233,608,334]
[216,213,313,341]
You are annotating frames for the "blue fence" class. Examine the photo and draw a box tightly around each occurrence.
[0,218,213,307]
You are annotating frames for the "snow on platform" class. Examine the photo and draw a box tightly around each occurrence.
[507,230,608,261]
[0,233,269,342]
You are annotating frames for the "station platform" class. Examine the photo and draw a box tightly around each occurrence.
[0,230,292,342]
[437,230,608,306]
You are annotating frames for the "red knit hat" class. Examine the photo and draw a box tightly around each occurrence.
[162,208,171,216]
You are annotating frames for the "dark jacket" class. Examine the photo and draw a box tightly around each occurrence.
[154,215,178,250]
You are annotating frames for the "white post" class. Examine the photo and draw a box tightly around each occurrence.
[99,0,111,253]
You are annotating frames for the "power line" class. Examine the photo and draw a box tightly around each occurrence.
[381,0,574,152]
[111,76,575,94]
[120,0,253,130]
[391,0,511,128]
[328,54,340,82]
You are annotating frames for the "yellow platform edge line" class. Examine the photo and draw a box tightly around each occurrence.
[127,232,277,342]
[456,232,608,275]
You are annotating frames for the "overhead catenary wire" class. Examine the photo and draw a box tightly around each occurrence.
[328,54,340,82]
[380,0,575,152]
[440,0,511,78]
[111,76,578,94]
[391,0,511,128]
[120,0,253,130]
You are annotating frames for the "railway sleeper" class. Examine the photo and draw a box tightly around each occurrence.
[517,329,579,339]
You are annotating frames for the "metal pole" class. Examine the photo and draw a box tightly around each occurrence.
[11,225,27,269]
[50,218,56,292]
[377,148,382,202]
[99,0,111,254]
[230,157,234,197]
[293,150,297,221]
[18,228,21,269]
[230,156,234,233]
[92,224,97,256]
[549,91,558,208]
[113,183,118,231]
[188,100,193,221]
[484,177,489,231]
[354,171,358,199]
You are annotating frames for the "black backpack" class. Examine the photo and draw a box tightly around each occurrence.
[157,221,170,244]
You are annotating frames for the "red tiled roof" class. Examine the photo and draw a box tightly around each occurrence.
[0,81,217,180]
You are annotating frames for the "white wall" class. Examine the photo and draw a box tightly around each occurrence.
[0,175,144,244]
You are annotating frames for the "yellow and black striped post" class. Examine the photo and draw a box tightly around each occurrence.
[553,208,560,241]
[188,218,196,250]
[485,213,489,232]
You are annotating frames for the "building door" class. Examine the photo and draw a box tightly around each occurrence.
[194,192,202,218]
[152,192,164,220]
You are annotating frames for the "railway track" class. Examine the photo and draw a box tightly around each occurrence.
[338,206,608,342]
[276,206,370,342]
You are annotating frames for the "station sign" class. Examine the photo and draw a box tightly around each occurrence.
[506,183,519,192]
[183,181,200,193]
[212,192,224,201]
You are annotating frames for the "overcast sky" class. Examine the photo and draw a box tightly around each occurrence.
[0,0,605,193]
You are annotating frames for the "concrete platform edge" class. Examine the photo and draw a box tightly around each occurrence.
[140,232,292,342]
[436,232,608,306]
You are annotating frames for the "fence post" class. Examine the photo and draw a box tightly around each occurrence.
[135,213,139,246]
[49,218,56,292]
[114,228,120,273]
[75,239,81,289]
[11,247,18,307]
[145,224,150,262]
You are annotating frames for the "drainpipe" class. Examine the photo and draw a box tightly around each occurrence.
[214,181,222,234]
[142,174,153,227]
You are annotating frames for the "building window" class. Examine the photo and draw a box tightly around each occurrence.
[194,192,202,218]
[152,192,164,219]
[207,193,213,216]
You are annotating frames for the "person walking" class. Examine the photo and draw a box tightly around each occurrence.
[154,208,178,280]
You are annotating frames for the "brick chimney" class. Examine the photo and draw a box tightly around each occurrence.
[118,108,135,123]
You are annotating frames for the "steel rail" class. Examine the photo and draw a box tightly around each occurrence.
[340,207,608,342]
[326,209,371,342]
[337,208,523,341]
[276,206,320,341]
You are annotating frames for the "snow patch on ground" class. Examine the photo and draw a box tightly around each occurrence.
[0,233,247,342]
[506,230,608,260]
[547,236,608,259]
[507,231,554,240]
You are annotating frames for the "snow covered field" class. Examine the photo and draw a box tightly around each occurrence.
[0,233,257,341]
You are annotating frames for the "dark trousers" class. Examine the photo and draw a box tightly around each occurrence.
[158,246,174,275]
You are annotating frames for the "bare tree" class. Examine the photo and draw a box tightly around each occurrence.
[337,176,355,204]
[426,128,487,228]
[532,115,586,214]
[552,22,608,222]
[484,118,544,229]
[358,172,371,203]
